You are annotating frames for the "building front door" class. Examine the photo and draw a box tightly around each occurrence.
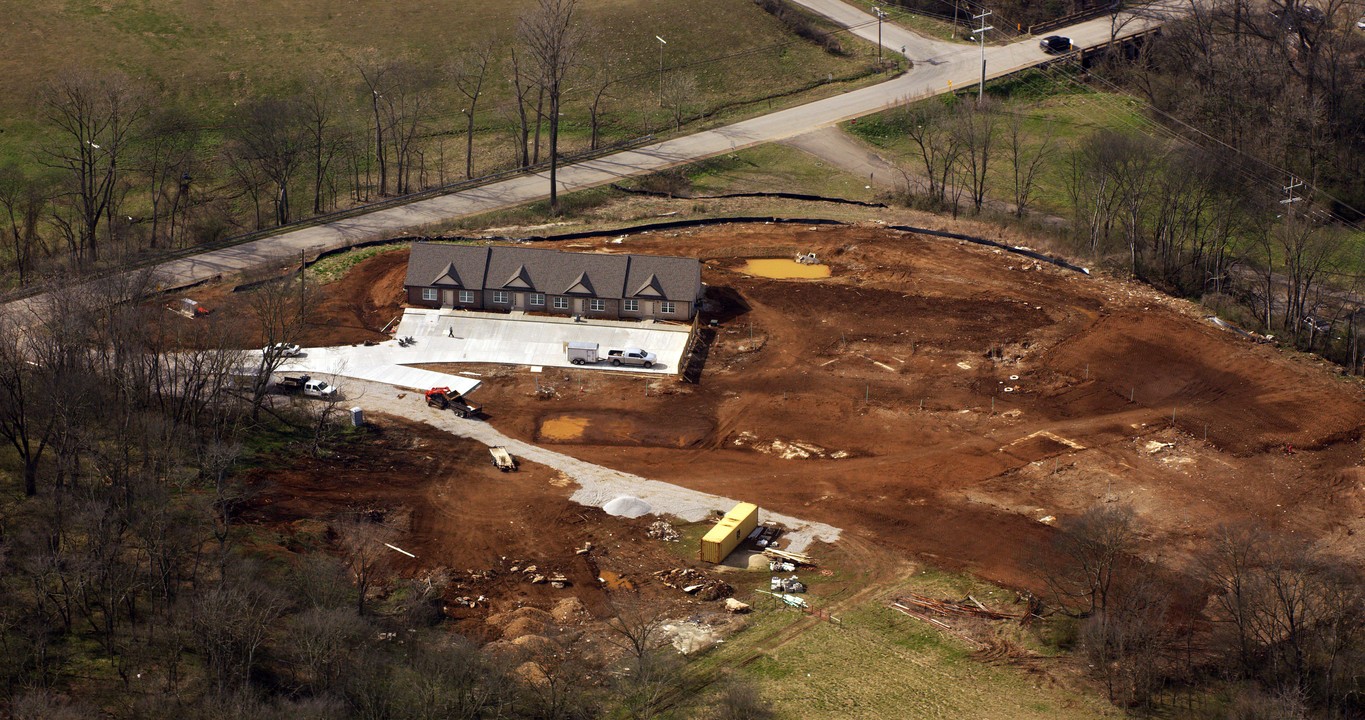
[442,289,454,308]
[573,298,584,315]
[513,292,525,310]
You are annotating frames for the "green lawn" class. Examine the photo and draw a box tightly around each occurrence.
[694,569,1120,720]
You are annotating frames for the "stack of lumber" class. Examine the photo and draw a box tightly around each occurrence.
[762,548,816,566]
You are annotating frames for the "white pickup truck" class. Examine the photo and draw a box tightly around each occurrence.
[606,348,657,368]
[275,375,339,399]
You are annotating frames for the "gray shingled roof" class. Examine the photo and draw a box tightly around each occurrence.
[405,242,701,302]
[623,254,701,302]
[404,244,490,290]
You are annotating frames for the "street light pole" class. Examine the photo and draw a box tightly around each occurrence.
[656,35,667,107]
[973,10,993,103]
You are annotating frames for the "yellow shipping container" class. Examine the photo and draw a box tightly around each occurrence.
[700,502,759,564]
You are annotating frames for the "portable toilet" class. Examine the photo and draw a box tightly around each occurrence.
[700,502,759,564]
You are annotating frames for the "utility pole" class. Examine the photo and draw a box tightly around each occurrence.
[1278,175,1303,333]
[299,248,306,323]
[1281,176,1303,209]
[974,9,993,102]
[873,7,887,68]
[656,35,667,107]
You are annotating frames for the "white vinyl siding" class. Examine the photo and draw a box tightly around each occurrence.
[421,288,437,301]
[552,297,569,310]
[458,290,475,303]
[624,299,639,312]
[588,299,606,312]
[493,290,510,304]
[660,301,676,314]
[530,293,545,306]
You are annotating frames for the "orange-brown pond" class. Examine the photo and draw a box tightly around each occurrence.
[740,258,831,279]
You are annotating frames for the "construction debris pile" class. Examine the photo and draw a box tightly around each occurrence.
[891,592,1018,621]
[646,521,680,541]
[654,568,734,601]
[509,562,570,589]
[746,524,782,549]
[888,592,1021,650]
[770,575,806,593]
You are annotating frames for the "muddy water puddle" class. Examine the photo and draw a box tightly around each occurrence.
[539,415,589,441]
[538,411,713,447]
[597,570,636,590]
[740,258,831,279]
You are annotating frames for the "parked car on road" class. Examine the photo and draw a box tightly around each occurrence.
[1039,35,1073,53]
[606,348,657,368]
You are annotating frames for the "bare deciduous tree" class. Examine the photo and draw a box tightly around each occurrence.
[0,165,51,284]
[450,41,497,180]
[335,517,396,616]
[1049,503,1140,617]
[1006,109,1052,219]
[41,70,148,263]
[519,0,582,215]
[953,99,997,214]
[902,101,961,207]
[661,73,698,132]
[225,96,310,227]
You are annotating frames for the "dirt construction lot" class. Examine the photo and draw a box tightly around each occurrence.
[223,221,1364,612]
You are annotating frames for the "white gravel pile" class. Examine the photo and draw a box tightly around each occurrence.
[603,496,653,518]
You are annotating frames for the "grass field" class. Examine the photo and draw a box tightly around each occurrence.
[694,568,1121,720]
[0,0,879,168]
[843,66,1150,215]
[684,143,881,200]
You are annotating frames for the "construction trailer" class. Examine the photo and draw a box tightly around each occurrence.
[700,502,759,564]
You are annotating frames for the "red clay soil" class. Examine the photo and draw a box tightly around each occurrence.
[240,416,701,640]
[222,222,1365,599]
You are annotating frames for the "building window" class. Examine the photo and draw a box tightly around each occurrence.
[624,299,639,312]
[422,288,438,301]
[588,299,606,312]
[530,293,545,306]
[552,297,569,310]
[458,290,475,304]
[660,301,676,314]
[493,290,510,304]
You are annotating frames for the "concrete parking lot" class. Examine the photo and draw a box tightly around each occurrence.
[271,309,693,397]
[392,308,692,373]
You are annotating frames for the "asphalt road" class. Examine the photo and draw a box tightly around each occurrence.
[5,2,1173,317]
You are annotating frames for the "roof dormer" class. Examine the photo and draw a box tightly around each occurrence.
[631,273,665,297]
[431,262,462,287]
[502,264,533,289]
[564,271,594,295]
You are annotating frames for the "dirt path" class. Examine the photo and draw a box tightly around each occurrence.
[350,379,842,552]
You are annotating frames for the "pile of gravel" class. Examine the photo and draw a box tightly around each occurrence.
[603,495,652,518]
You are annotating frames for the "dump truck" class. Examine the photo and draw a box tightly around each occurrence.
[566,341,600,365]
[700,502,759,564]
[606,347,657,368]
[489,446,518,472]
[275,375,339,399]
[425,387,482,418]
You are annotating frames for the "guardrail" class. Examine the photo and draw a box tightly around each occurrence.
[1028,2,1121,35]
